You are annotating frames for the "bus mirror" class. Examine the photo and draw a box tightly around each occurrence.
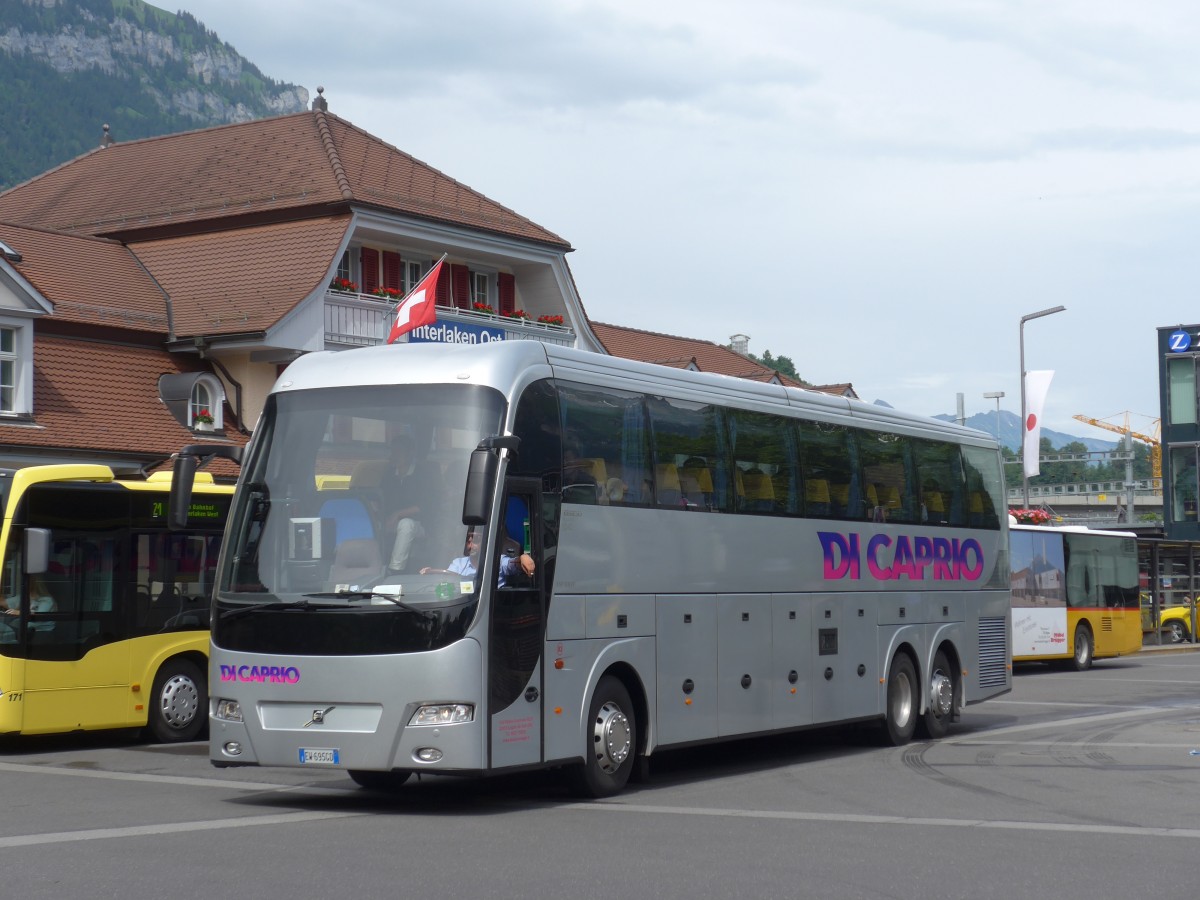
[23,528,50,575]
[169,443,242,530]
[169,455,199,530]
[463,447,498,526]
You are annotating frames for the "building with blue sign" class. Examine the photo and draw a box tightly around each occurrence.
[1159,324,1200,539]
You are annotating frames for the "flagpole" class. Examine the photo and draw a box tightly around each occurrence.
[1019,305,1066,508]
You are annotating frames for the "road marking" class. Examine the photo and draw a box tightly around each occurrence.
[946,706,1164,742]
[0,811,358,849]
[568,802,1200,841]
[0,761,347,795]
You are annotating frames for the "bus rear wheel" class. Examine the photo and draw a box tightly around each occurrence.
[1070,624,1094,671]
[881,653,918,746]
[148,658,206,743]
[918,650,956,740]
[569,675,636,798]
[348,770,412,791]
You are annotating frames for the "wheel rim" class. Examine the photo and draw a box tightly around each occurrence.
[1076,632,1091,664]
[891,670,914,726]
[1169,622,1185,643]
[929,670,954,717]
[159,674,200,730]
[592,700,631,775]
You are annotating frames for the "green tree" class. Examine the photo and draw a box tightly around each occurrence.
[747,350,803,382]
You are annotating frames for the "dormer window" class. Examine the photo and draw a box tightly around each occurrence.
[189,375,224,430]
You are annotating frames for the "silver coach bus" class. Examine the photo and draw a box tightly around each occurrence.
[177,341,1011,797]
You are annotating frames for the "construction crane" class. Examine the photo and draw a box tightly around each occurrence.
[1072,412,1161,481]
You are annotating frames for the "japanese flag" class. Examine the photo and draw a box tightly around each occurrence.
[386,259,444,343]
[1023,369,1054,478]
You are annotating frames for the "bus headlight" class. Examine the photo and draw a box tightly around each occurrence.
[214,698,243,722]
[409,704,473,726]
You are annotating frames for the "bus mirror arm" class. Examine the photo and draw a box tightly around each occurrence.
[169,444,243,531]
[462,435,519,526]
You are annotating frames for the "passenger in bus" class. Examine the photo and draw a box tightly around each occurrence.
[382,435,442,574]
[0,573,57,640]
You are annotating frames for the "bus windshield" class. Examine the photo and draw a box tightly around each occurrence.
[218,383,506,648]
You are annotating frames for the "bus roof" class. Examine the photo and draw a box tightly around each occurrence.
[274,342,998,448]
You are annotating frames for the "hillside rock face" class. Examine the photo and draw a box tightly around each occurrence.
[0,2,307,124]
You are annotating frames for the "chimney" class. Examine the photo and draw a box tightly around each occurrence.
[730,333,750,356]
[311,86,328,112]
[100,123,113,148]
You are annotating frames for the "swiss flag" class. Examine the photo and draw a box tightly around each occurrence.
[386,259,444,343]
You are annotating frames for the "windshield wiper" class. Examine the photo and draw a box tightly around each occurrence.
[220,599,317,621]
[305,590,434,617]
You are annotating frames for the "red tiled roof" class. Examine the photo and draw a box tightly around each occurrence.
[130,216,352,337]
[0,222,167,330]
[589,322,808,388]
[0,336,247,465]
[0,111,569,249]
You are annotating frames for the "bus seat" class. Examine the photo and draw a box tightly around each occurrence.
[829,483,850,515]
[656,464,681,506]
[881,485,901,509]
[968,492,985,526]
[680,463,713,506]
[925,490,946,523]
[866,484,879,509]
[735,470,746,508]
[806,479,830,516]
[329,538,384,587]
[743,470,775,512]
[582,458,609,485]
[319,497,376,545]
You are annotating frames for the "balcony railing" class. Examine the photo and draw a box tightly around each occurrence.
[324,290,575,348]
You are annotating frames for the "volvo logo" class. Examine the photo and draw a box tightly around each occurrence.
[303,706,336,727]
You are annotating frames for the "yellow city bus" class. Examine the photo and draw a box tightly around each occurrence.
[1010,524,1141,670]
[0,464,232,741]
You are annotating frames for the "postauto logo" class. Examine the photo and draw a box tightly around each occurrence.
[818,531,985,582]
[219,664,301,684]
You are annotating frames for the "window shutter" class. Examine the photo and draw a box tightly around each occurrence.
[360,248,380,294]
[498,272,515,315]
[451,264,471,310]
[382,251,402,291]
[436,263,452,306]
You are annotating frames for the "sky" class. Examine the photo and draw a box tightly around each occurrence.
[175,0,1198,439]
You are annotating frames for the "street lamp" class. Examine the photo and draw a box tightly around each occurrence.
[983,391,1005,441]
[1020,305,1067,507]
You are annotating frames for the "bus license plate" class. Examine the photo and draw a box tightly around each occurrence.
[299,747,340,765]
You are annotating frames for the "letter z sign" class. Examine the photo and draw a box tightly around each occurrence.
[1169,329,1193,353]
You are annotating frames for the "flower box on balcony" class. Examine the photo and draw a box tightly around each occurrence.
[330,278,359,294]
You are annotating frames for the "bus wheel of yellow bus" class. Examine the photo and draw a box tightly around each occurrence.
[881,653,918,746]
[149,658,206,743]
[918,650,956,740]
[1070,624,1094,672]
[348,770,412,791]
[570,675,636,798]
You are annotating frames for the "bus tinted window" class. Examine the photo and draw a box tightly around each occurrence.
[858,431,916,524]
[962,445,1004,530]
[911,438,966,527]
[728,409,799,516]
[557,381,651,507]
[799,421,858,519]
[647,396,729,511]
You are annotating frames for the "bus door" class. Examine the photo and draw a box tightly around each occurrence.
[487,480,546,769]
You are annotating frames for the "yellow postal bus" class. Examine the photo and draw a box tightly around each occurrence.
[1010,524,1141,670]
[0,464,231,741]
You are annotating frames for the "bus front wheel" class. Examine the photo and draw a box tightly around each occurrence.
[148,658,206,743]
[881,653,918,746]
[1070,624,1094,671]
[569,675,636,798]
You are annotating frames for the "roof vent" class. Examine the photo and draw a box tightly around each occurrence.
[729,333,750,356]
[100,123,114,148]
[312,86,328,112]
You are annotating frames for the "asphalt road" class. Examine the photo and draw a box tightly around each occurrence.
[4,647,1200,900]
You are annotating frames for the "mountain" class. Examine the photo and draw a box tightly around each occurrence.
[0,0,308,190]
[932,410,1117,454]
